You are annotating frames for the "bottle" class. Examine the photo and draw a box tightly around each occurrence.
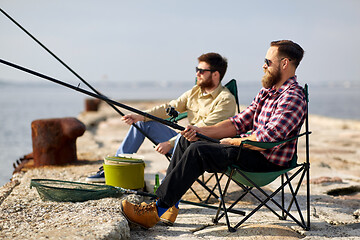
[154,174,160,193]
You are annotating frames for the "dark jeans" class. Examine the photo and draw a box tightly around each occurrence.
[156,136,286,208]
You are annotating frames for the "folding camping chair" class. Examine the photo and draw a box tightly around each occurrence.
[212,84,311,232]
[168,79,241,203]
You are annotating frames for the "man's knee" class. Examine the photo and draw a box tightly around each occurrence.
[185,141,210,156]
[135,121,146,128]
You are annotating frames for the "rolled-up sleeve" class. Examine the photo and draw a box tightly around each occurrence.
[230,107,254,135]
[254,91,306,143]
[229,92,261,135]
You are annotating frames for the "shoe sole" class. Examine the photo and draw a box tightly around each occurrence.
[160,219,174,226]
[120,202,150,230]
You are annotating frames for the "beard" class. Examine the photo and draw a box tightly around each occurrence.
[197,75,215,89]
[262,66,281,89]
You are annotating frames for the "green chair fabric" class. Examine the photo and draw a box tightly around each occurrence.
[224,79,240,113]
[227,164,296,188]
[231,131,308,188]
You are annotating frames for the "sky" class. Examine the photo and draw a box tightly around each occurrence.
[1,0,360,87]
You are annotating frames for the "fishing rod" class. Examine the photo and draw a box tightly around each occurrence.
[0,58,220,143]
[0,7,173,158]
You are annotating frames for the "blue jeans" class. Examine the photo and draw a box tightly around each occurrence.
[116,121,178,155]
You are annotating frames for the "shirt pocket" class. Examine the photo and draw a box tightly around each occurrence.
[187,102,198,114]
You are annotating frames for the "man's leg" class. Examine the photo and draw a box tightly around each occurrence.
[156,139,239,208]
[165,135,192,176]
[116,121,177,155]
[157,138,286,207]
[121,139,238,229]
[120,139,283,229]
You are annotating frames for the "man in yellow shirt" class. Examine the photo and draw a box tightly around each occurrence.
[86,52,236,182]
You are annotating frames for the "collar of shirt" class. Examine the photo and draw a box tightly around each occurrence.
[198,83,223,98]
[266,75,297,97]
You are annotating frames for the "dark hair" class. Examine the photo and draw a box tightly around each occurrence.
[270,40,304,68]
[198,52,228,81]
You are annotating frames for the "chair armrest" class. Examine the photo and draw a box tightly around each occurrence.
[242,131,311,149]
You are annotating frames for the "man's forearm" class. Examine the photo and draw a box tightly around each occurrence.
[198,119,237,139]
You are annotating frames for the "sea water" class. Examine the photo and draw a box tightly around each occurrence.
[0,80,359,186]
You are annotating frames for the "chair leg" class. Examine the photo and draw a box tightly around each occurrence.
[284,173,306,226]
[192,177,220,201]
[306,163,311,230]
[214,170,234,223]
[188,186,204,202]
[216,185,249,222]
[204,172,225,203]
[233,167,308,230]
[214,172,236,232]
[214,170,246,223]
[283,164,310,230]
[212,165,310,231]
[281,174,285,220]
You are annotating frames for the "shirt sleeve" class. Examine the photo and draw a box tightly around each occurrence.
[144,89,191,121]
[229,91,263,135]
[168,135,177,147]
[254,90,306,143]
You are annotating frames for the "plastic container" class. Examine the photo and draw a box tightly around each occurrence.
[103,155,145,189]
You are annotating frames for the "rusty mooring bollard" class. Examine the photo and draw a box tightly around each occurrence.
[31,117,86,167]
[85,98,101,111]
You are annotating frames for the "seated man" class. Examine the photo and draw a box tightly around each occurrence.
[86,52,236,182]
[120,40,307,229]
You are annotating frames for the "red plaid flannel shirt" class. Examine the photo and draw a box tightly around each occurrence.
[230,76,307,167]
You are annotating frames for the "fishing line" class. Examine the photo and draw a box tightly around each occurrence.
[0,58,220,144]
[0,7,173,157]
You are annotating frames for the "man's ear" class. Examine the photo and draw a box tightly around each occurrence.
[282,58,290,70]
[213,71,220,81]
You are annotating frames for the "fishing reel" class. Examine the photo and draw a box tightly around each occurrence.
[166,105,179,123]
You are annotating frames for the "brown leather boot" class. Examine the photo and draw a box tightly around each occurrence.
[160,206,179,226]
[120,200,160,229]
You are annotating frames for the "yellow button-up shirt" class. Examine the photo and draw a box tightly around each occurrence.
[145,83,237,146]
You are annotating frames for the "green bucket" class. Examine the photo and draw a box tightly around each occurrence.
[103,155,145,189]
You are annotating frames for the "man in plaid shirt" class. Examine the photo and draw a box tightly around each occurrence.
[120,40,307,229]
[230,75,306,167]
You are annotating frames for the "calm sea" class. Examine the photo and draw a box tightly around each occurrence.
[1,80,359,186]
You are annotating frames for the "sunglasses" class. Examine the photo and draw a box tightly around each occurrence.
[196,67,215,74]
[264,58,272,67]
[264,58,291,67]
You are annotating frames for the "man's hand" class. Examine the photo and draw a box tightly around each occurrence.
[220,138,242,146]
[121,114,144,125]
[220,134,265,151]
[181,125,201,142]
[155,141,172,155]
